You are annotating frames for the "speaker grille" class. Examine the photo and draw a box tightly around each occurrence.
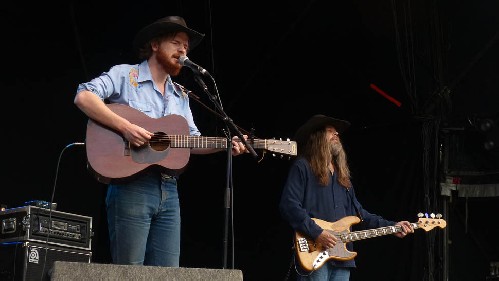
[0,242,91,281]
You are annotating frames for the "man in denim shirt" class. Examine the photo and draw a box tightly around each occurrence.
[279,115,413,280]
[74,16,247,267]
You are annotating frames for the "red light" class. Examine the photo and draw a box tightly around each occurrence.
[370,83,402,107]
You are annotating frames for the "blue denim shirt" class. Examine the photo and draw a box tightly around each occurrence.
[77,60,201,136]
[279,157,396,268]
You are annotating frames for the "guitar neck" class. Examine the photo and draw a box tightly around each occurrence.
[165,136,228,149]
[338,222,419,243]
[166,136,274,150]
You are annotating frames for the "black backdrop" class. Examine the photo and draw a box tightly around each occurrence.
[2,1,498,280]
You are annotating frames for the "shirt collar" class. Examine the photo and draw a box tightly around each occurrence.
[137,60,152,83]
[137,60,183,97]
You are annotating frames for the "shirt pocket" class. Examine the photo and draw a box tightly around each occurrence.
[128,100,153,114]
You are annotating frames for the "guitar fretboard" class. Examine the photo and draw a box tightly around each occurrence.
[149,135,296,155]
[168,136,229,149]
[337,223,419,242]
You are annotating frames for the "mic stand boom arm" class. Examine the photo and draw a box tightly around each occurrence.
[193,74,258,158]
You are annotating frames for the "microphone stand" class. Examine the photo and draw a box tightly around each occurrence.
[192,74,258,270]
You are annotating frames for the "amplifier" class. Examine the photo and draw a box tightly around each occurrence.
[0,241,92,281]
[0,206,92,250]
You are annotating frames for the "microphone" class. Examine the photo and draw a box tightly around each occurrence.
[179,56,210,76]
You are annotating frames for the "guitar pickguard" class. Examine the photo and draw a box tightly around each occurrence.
[132,144,170,164]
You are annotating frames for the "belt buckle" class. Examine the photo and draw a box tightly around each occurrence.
[161,173,173,180]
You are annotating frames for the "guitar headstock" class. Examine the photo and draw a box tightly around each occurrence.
[254,138,297,157]
[416,212,447,231]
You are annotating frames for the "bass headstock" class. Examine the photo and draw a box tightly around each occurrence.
[416,212,447,231]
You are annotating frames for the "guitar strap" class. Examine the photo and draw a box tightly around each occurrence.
[334,172,363,222]
[347,188,364,222]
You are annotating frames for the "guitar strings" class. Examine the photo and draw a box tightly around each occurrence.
[148,135,294,145]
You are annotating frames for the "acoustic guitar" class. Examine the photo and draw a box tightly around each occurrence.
[85,103,297,183]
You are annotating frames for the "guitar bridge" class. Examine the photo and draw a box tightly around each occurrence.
[297,237,310,252]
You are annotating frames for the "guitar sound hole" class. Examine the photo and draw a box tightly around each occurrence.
[150,132,170,151]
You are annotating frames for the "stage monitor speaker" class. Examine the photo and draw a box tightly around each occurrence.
[0,242,91,281]
[50,261,244,280]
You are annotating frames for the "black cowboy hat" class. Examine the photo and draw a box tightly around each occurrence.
[133,16,205,51]
[294,114,351,145]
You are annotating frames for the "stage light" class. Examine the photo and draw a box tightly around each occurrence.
[484,139,495,150]
[480,117,499,151]
[479,118,495,132]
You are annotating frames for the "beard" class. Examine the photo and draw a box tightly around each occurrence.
[331,140,348,170]
[330,140,343,157]
[156,50,182,76]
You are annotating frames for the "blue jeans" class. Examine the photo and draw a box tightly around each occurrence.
[106,173,180,266]
[296,262,351,281]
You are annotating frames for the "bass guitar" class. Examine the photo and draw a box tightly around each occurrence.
[294,213,446,272]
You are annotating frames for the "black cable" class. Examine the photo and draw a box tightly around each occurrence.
[39,142,84,280]
[283,245,295,281]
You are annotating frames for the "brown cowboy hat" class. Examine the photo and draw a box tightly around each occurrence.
[133,16,205,51]
[294,114,351,145]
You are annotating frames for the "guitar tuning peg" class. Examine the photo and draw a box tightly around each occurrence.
[424,213,429,218]
[417,212,424,218]
[430,213,435,218]
[436,213,442,219]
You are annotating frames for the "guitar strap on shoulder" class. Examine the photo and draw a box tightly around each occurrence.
[347,188,364,222]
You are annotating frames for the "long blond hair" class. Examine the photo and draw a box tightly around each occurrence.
[299,129,352,188]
